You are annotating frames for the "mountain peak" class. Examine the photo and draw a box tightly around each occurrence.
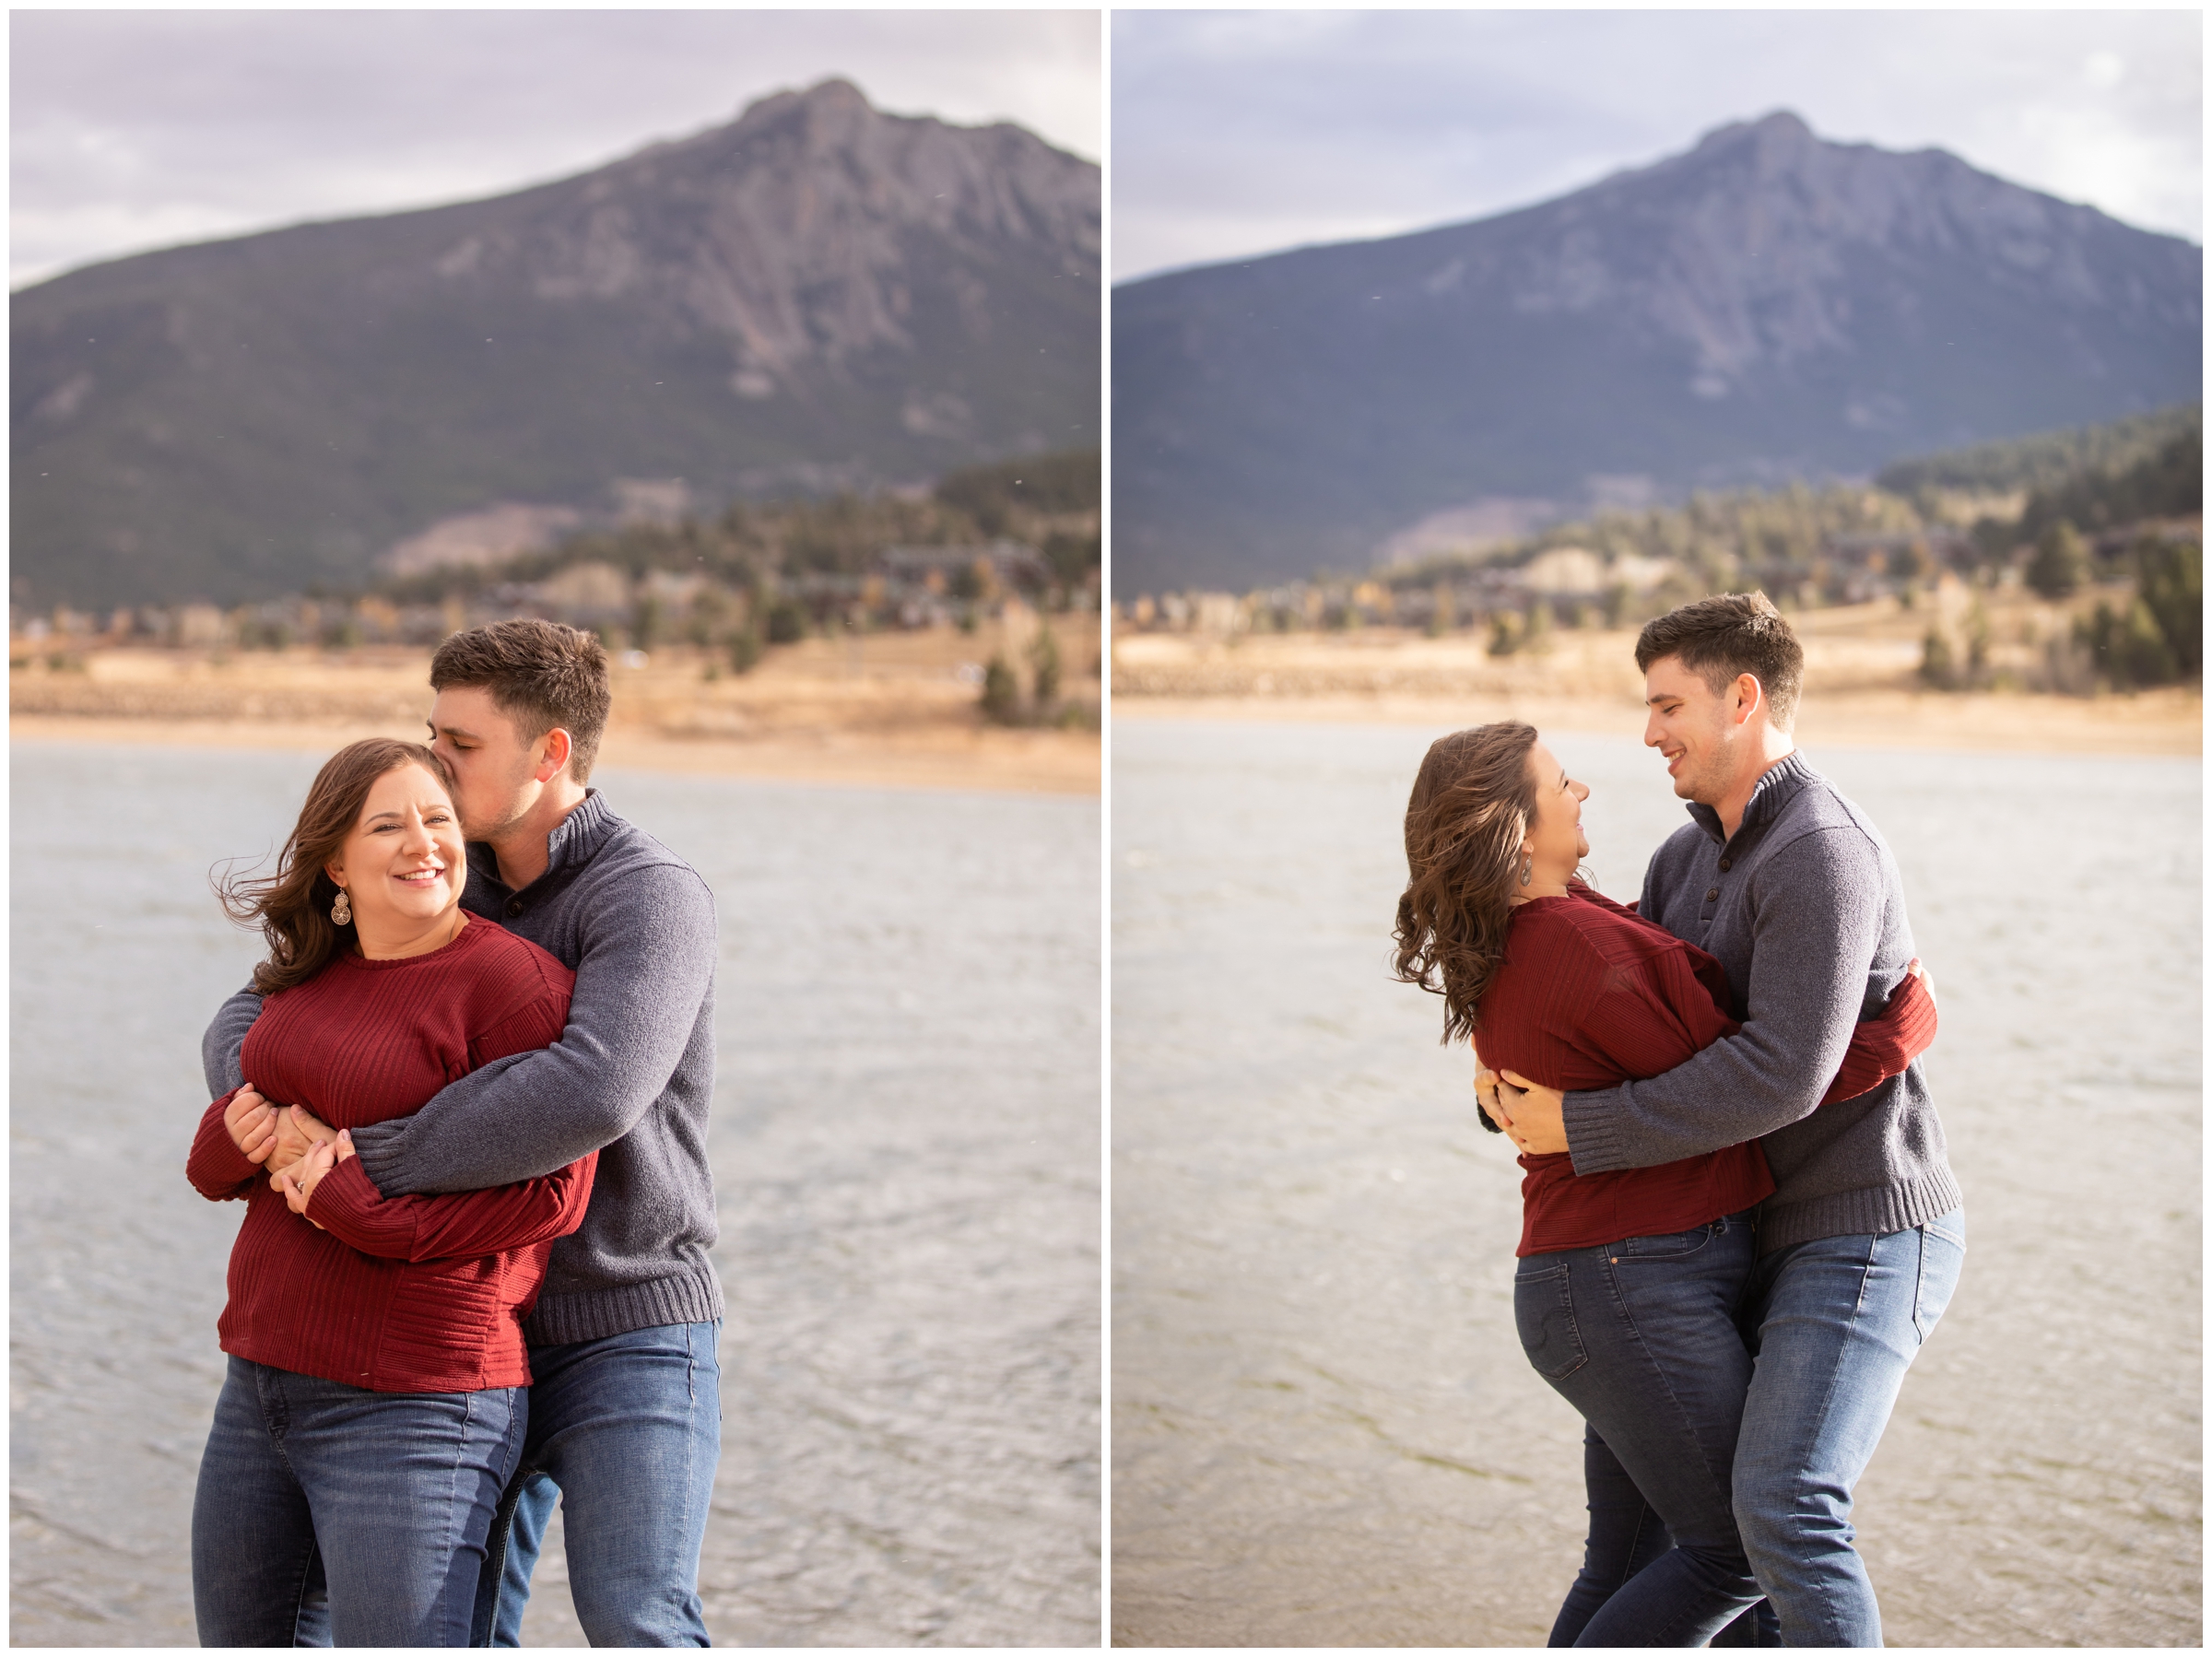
[1692,108,1814,153]
[731,76,875,134]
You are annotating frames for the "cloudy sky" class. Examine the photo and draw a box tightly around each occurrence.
[1112,9,2202,284]
[11,9,1101,289]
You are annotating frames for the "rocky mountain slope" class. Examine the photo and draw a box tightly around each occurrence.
[1112,112,2199,597]
[14,79,1100,609]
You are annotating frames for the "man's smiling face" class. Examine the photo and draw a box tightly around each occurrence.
[1641,654,1743,805]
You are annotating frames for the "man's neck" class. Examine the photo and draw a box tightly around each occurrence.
[1714,735,1797,841]
[487,781,588,892]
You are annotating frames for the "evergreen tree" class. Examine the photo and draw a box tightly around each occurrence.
[2135,537,2202,676]
[2025,522,2088,600]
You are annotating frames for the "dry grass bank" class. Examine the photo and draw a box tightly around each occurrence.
[10,619,1104,796]
[1111,590,2200,758]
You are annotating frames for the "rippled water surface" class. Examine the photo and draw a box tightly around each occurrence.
[1112,718,2199,1647]
[11,743,1100,1647]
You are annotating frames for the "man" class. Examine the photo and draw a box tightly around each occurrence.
[206,618,722,1647]
[1482,592,1965,1647]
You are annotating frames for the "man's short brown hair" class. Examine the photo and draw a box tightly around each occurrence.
[431,619,612,781]
[1635,592,1806,731]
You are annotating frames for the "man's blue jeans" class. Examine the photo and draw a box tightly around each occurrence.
[1515,1211,1768,1647]
[1732,1210,1967,1646]
[191,1356,524,1646]
[471,1320,723,1647]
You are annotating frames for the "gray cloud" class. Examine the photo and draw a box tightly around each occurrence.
[12,9,1100,288]
[1112,9,2201,283]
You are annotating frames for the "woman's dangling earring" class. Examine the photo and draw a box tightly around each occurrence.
[1520,852,1534,887]
[331,887,352,926]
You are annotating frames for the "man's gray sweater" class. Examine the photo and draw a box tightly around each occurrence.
[203,791,723,1345]
[1561,752,1961,1252]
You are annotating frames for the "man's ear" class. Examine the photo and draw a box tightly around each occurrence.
[1732,673,1764,728]
[535,727,574,783]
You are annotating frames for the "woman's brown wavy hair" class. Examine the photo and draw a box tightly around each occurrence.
[1392,721,1541,1045]
[216,739,456,995]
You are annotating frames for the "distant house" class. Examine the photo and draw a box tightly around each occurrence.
[528,561,632,626]
[1520,547,1606,594]
[877,540,1049,592]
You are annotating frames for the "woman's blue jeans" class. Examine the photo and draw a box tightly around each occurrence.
[190,1355,524,1646]
[1514,1212,1767,1647]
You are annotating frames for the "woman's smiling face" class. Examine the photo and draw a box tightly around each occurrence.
[325,762,465,940]
[1523,740,1591,877]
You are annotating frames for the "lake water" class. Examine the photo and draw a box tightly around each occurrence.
[10,742,1100,1647]
[1112,717,2200,1647]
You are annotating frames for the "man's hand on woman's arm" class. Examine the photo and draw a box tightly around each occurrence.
[1476,1065,1568,1155]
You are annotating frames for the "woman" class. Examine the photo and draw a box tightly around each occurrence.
[1392,723,1934,1647]
[185,737,595,1647]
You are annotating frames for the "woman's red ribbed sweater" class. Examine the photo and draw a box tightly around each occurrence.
[186,918,594,1393]
[1477,883,1936,1257]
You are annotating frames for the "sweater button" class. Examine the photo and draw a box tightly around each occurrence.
[1705,887,1720,902]
[505,899,523,917]
[1719,858,1732,872]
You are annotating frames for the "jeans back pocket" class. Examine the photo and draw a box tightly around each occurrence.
[1512,1259,1586,1381]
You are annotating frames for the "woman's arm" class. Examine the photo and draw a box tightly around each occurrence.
[1818,962,1936,1105]
[285,1132,597,1262]
[186,1087,270,1202]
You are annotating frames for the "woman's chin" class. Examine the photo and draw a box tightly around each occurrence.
[374,899,457,931]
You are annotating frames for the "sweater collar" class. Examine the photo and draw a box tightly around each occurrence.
[465,788,613,895]
[1685,750,1817,846]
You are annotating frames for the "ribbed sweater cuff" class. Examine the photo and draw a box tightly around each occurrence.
[1758,1168,1965,1254]
[310,1160,403,1256]
[1562,1084,1633,1176]
[523,1264,725,1346]
[187,1095,263,1197]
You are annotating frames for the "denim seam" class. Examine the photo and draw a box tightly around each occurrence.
[288,1537,322,1643]
[1616,1502,1661,1594]
[1911,1228,1930,1345]
[1791,1235,1877,1646]
[429,1391,474,1640]
[256,1364,299,1480]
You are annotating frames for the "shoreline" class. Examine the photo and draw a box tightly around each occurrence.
[1109,687,2202,758]
[1108,605,2200,758]
[10,715,1101,796]
[9,633,1102,795]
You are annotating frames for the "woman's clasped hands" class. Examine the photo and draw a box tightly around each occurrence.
[272,1104,353,1225]
[223,1085,352,1227]
[222,1084,280,1166]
